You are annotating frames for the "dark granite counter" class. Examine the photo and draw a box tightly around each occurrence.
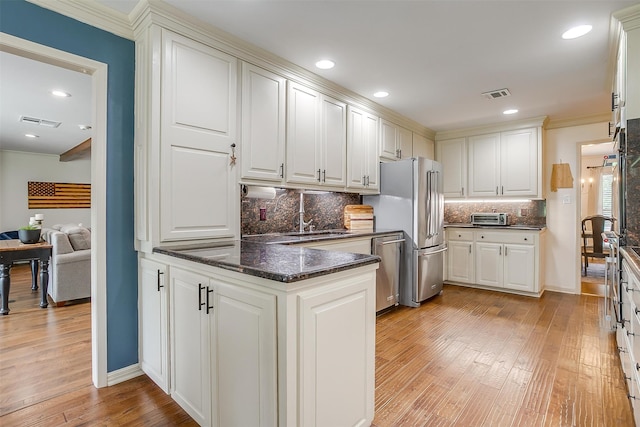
[621,247,640,277]
[153,240,380,283]
[444,223,546,231]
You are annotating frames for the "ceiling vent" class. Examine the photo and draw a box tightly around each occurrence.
[20,115,62,128]
[482,88,511,100]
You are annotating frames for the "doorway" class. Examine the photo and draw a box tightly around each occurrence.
[0,33,108,386]
[579,139,616,296]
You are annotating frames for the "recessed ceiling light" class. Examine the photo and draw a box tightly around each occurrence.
[51,90,71,97]
[562,25,592,40]
[503,109,519,115]
[25,134,39,138]
[315,60,335,70]
[374,91,389,98]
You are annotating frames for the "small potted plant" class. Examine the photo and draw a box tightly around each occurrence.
[18,225,41,244]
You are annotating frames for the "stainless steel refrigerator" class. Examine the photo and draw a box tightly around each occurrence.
[364,157,446,307]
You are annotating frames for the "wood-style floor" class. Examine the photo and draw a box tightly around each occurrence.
[1,264,634,426]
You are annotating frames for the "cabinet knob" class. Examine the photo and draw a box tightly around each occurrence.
[524,238,528,241]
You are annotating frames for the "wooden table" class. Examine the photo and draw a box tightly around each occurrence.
[0,240,52,315]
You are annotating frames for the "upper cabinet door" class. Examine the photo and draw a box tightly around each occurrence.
[500,128,538,197]
[241,63,286,182]
[380,119,398,160]
[468,133,500,197]
[162,30,237,152]
[398,126,413,159]
[320,95,347,187]
[347,106,379,191]
[160,30,238,242]
[286,81,322,185]
[436,138,467,198]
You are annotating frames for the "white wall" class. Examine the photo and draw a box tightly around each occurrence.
[544,122,610,294]
[0,150,91,231]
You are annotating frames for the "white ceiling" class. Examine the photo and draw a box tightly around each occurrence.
[1,0,637,156]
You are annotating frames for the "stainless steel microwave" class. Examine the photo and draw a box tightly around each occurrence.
[470,213,509,226]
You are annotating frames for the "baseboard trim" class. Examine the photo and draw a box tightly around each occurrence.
[107,363,144,386]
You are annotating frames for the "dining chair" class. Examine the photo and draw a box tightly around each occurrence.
[581,215,616,276]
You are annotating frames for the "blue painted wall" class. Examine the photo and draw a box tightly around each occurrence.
[0,1,138,372]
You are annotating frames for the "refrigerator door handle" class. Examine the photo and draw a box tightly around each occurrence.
[434,171,440,237]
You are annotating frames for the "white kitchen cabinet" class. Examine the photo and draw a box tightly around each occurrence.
[436,138,467,198]
[347,106,379,192]
[380,119,413,160]
[446,228,543,295]
[135,27,239,250]
[446,230,474,284]
[170,267,212,426]
[286,81,346,188]
[297,270,375,427]
[241,62,286,183]
[139,258,169,393]
[169,265,278,427]
[412,133,433,159]
[468,128,539,198]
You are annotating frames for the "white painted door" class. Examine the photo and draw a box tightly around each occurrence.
[211,282,278,427]
[320,95,347,187]
[170,267,211,426]
[447,241,474,284]
[436,138,467,198]
[139,258,169,393]
[241,62,286,182]
[286,81,321,185]
[398,126,413,159]
[475,242,502,287]
[503,244,535,292]
[468,133,500,197]
[160,29,238,242]
[298,274,375,427]
[500,128,538,197]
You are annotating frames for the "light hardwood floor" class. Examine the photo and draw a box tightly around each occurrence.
[1,264,634,426]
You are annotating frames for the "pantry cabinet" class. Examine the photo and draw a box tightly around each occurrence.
[380,119,413,160]
[445,227,544,295]
[286,81,347,188]
[169,265,278,427]
[240,62,286,182]
[436,138,467,198]
[139,258,169,393]
[347,106,379,192]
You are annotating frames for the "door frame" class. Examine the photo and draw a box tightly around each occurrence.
[0,33,108,387]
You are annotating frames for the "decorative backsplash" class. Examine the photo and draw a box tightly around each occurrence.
[444,199,547,227]
[241,188,361,235]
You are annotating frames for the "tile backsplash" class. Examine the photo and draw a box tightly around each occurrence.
[444,200,546,227]
[241,187,361,235]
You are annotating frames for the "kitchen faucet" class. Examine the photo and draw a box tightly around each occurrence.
[298,192,313,232]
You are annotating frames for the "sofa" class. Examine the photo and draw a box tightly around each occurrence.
[41,224,91,305]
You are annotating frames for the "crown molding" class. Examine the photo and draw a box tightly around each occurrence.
[434,116,548,141]
[614,3,640,32]
[28,0,134,40]
[545,113,610,130]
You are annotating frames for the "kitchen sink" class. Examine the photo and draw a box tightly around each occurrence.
[280,230,350,236]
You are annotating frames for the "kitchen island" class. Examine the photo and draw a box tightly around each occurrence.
[141,238,380,427]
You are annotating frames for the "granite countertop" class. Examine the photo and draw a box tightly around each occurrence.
[444,223,547,231]
[153,240,380,283]
[621,247,640,277]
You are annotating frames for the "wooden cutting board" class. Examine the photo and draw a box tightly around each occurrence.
[344,205,373,229]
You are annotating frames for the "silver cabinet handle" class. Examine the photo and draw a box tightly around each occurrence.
[376,239,406,245]
[206,286,214,314]
[279,163,284,178]
[198,283,205,311]
[317,169,321,182]
[322,169,326,182]
[157,270,164,292]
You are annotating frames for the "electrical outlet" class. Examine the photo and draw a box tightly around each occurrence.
[562,195,571,204]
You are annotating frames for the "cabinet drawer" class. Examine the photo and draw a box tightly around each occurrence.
[476,231,535,244]
[447,229,474,241]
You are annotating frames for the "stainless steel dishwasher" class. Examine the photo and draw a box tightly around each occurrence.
[372,233,405,313]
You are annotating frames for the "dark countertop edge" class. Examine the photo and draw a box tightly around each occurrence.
[621,247,640,277]
[444,224,547,231]
[153,244,381,283]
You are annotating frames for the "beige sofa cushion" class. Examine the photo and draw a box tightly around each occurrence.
[60,224,91,251]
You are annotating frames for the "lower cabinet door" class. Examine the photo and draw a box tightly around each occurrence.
[211,282,278,427]
[502,244,535,292]
[447,241,474,284]
[298,274,375,427]
[170,267,211,426]
[475,243,502,288]
[139,258,169,393]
